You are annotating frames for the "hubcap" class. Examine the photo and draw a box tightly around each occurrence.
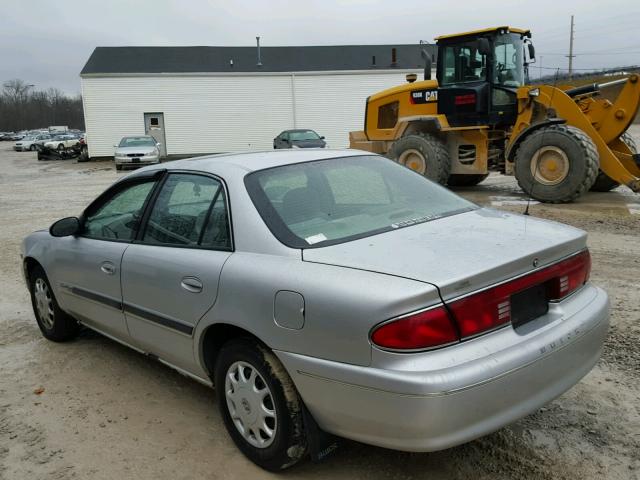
[34,278,55,330]
[398,148,427,174]
[530,146,570,185]
[225,361,277,448]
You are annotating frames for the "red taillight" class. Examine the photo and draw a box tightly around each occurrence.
[371,250,591,350]
[448,250,591,338]
[370,306,458,350]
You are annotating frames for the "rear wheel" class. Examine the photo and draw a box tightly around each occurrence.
[29,266,79,342]
[214,339,307,471]
[514,125,598,203]
[447,173,489,187]
[590,132,637,192]
[57,143,65,151]
[389,133,451,185]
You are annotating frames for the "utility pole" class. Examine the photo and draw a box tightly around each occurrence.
[567,15,576,80]
[539,56,543,81]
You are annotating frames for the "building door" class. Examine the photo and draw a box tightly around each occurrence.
[144,113,166,157]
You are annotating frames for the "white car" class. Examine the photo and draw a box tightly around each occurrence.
[44,135,80,151]
[14,133,52,151]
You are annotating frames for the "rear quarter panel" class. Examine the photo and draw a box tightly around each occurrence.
[194,252,441,368]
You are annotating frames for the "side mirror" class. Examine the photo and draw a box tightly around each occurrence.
[320,136,325,140]
[527,43,536,61]
[477,38,491,56]
[156,142,161,147]
[50,217,80,237]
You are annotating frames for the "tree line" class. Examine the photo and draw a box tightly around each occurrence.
[0,79,85,132]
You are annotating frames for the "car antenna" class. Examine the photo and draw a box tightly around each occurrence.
[524,68,561,216]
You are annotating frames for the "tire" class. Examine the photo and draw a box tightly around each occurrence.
[29,144,36,151]
[214,338,307,471]
[115,164,123,171]
[514,125,599,203]
[389,133,451,185]
[28,265,79,342]
[57,143,65,151]
[447,173,489,187]
[590,132,637,192]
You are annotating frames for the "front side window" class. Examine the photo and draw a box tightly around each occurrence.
[245,155,475,248]
[142,173,231,249]
[83,181,156,241]
[441,42,487,85]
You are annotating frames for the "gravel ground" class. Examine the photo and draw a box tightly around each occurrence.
[1,127,639,479]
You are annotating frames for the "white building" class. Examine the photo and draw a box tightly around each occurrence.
[80,44,430,158]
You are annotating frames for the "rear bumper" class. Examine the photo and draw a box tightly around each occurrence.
[277,285,609,452]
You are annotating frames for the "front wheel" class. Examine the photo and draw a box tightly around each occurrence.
[29,144,37,151]
[57,143,65,151]
[29,266,79,342]
[514,125,598,203]
[214,339,307,471]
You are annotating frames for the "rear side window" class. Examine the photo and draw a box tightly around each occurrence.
[141,173,231,249]
[83,181,156,241]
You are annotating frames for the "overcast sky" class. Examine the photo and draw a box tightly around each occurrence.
[1,0,639,95]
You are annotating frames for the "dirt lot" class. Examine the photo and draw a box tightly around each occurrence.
[1,129,639,480]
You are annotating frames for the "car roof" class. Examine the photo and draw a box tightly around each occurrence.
[128,149,370,179]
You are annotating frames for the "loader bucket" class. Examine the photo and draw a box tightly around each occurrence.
[532,75,640,193]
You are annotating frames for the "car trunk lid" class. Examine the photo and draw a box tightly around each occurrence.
[302,208,587,301]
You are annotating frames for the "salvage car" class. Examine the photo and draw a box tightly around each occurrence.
[14,133,52,151]
[114,135,161,170]
[21,149,609,471]
[43,135,80,151]
[273,129,326,149]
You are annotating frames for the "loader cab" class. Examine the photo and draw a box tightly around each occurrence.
[435,27,533,127]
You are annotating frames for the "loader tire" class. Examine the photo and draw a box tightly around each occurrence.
[447,173,489,187]
[590,132,637,192]
[514,125,599,203]
[389,133,451,185]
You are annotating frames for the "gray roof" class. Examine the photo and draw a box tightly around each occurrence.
[80,44,434,75]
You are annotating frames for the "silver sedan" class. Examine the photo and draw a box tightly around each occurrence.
[21,149,609,471]
[114,135,161,170]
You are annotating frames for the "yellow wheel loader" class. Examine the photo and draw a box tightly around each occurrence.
[350,26,640,203]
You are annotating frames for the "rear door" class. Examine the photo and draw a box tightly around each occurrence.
[121,172,233,371]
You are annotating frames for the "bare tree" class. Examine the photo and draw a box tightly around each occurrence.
[0,79,84,131]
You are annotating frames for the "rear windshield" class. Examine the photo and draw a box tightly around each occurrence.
[119,137,156,147]
[245,155,476,248]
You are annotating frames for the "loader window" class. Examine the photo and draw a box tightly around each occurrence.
[377,101,399,129]
[493,33,525,87]
[441,42,487,85]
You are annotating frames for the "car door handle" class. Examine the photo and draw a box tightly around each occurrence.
[100,261,116,275]
[181,276,203,293]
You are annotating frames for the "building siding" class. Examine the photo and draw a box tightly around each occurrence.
[81,70,419,158]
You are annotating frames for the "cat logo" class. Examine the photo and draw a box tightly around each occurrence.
[411,89,438,104]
